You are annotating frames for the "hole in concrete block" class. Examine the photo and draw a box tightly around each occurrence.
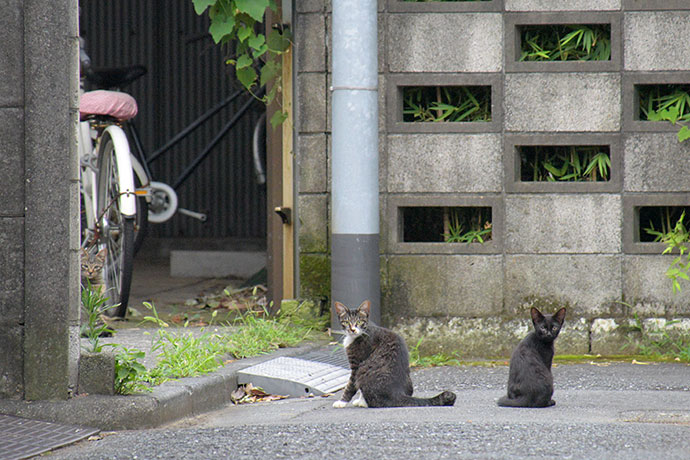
[517,24,611,62]
[401,86,491,122]
[635,84,690,122]
[401,206,492,243]
[638,206,690,242]
[518,145,611,182]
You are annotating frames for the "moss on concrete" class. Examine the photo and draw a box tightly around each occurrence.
[299,254,330,300]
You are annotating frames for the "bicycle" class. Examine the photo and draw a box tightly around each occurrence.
[78,89,138,318]
[78,38,266,318]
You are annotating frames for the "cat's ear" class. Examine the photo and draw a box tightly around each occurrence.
[357,300,371,316]
[334,301,348,317]
[554,307,566,325]
[530,307,545,324]
[96,247,107,261]
[80,248,88,257]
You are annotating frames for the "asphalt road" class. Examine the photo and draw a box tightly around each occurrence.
[49,362,690,460]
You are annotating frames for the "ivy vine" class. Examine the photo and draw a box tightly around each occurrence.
[192,0,291,127]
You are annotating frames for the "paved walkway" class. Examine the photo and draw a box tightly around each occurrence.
[47,361,690,460]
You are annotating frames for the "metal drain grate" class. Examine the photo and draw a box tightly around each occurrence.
[238,346,351,397]
[0,414,99,460]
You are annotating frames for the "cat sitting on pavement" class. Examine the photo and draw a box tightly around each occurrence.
[497,307,566,408]
[332,300,456,408]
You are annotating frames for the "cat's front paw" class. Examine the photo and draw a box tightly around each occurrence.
[332,400,348,408]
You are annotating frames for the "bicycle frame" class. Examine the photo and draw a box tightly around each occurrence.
[126,88,261,192]
[79,119,137,247]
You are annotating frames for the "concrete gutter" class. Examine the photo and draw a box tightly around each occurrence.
[0,343,326,431]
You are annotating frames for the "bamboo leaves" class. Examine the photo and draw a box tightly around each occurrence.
[520,146,610,182]
[519,24,611,62]
[402,86,491,123]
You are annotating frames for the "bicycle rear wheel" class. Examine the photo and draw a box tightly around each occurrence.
[96,130,134,318]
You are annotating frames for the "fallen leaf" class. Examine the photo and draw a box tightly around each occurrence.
[231,383,288,404]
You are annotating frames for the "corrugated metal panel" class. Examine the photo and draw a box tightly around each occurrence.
[81,0,266,239]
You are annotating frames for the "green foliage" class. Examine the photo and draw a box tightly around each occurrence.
[409,338,462,368]
[192,0,291,128]
[652,211,690,294]
[403,86,491,123]
[520,146,610,182]
[107,345,150,395]
[278,300,329,330]
[443,208,492,244]
[626,314,690,362]
[519,24,611,62]
[80,282,115,353]
[223,307,313,359]
[642,85,690,142]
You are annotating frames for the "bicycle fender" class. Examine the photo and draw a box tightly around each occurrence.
[104,125,137,217]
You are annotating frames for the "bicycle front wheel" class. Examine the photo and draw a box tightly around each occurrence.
[96,130,135,318]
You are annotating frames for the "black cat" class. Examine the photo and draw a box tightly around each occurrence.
[332,300,456,408]
[497,307,566,408]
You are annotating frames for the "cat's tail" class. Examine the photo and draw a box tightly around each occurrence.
[397,390,456,407]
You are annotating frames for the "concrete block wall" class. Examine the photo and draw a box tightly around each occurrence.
[0,0,80,399]
[294,1,690,357]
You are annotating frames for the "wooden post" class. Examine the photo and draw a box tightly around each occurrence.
[281,44,294,299]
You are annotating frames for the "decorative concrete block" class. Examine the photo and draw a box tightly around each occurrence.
[0,109,24,217]
[298,194,328,253]
[391,315,588,358]
[556,317,591,355]
[387,134,502,193]
[623,255,690,317]
[505,194,622,254]
[0,219,24,324]
[296,13,326,73]
[384,255,503,318]
[505,73,621,132]
[624,12,690,71]
[590,318,641,355]
[624,133,690,192]
[78,351,115,395]
[297,73,327,133]
[298,134,327,193]
[0,0,23,107]
[506,0,621,10]
[505,255,622,318]
[642,318,690,343]
[388,13,502,73]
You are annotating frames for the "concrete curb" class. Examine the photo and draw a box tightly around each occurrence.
[0,343,325,431]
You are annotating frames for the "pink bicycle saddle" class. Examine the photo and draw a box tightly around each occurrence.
[80,90,138,121]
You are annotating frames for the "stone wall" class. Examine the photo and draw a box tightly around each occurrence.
[0,0,80,399]
[295,1,690,357]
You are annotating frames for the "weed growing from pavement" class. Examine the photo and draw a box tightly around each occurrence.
[80,281,115,353]
[222,305,315,359]
[408,338,463,368]
[109,298,320,394]
[624,313,690,363]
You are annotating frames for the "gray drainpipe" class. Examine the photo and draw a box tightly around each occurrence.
[330,0,380,326]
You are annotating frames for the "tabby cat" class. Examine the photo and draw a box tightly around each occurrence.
[80,247,107,293]
[497,307,566,408]
[333,300,456,408]
[80,247,112,337]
